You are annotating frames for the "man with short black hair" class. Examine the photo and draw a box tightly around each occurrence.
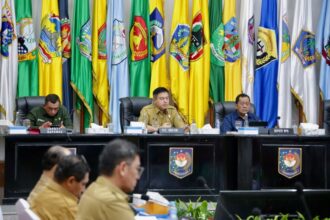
[77,139,142,220]
[26,94,73,129]
[138,87,187,133]
[31,155,90,220]
[220,93,260,133]
[28,145,71,206]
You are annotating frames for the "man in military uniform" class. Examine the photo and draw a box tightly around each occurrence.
[26,94,73,129]
[77,139,142,220]
[138,87,187,133]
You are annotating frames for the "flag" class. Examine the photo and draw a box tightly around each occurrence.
[169,0,190,119]
[106,0,130,133]
[239,0,254,103]
[316,0,330,100]
[149,0,169,96]
[15,0,38,97]
[38,0,62,99]
[58,0,73,115]
[291,0,319,123]
[0,0,18,122]
[129,0,151,97]
[277,0,292,128]
[71,0,94,128]
[189,0,210,127]
[223,0,241,101]
[92,0,109,126]
[254,0,278,128]
[209,0,225,103]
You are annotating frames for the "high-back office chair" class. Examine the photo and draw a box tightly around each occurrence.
[324,100,330,134]
[16,96,45,119]
[119,97,152,133]
[15,198,40,220]
[212,101,256,127]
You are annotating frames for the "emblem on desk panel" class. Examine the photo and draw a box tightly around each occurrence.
[278,148,302,179]
[169,147,193,179]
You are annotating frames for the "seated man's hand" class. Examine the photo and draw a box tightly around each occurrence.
[147,125,158,133]
[161,122,172,128]
[60,121,65,128]
[39,121,52,128]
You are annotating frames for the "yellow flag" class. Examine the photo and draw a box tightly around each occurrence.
[92,0,109,126]
[169,0,190,120]
[189,0,210,127]
[149,0,169,97]
[38,0,62,99]
[223,0,242,101]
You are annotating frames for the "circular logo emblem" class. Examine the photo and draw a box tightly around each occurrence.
[150,8,165,62]
[17,18,37,61]
[130,16,148,61]
[189,13,204,61]
[256,27,278,69]
[112,19,127,65]
[77,19,92,61]
[210,23,225,66]
[169,24,190,71]
[248,16,255,45]
[224,17,240,62]
[293,30,316,68]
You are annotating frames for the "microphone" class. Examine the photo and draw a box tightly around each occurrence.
[196,176,234,220]
[294,182,312,220]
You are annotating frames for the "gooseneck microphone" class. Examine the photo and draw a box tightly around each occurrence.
[196,176,234,220]
[295,182,312,220]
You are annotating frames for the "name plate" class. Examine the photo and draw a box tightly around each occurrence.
[158,128,184,134]
[269,128,294,135]
[40,128,67,134]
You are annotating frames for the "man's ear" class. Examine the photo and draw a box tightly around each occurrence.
[118,161,128,177]
[66,176,76,186]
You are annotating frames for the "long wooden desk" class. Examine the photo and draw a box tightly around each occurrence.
[3,134,330,203]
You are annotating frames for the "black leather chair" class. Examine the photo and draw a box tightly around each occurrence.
[212,101,256,126]
[16,96,45,119]
[119,97,152,133]
[324,100,330,134]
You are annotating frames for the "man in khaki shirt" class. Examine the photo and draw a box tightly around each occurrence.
[77,139,142,220]
[28,145,71,207]
[139,87,187,133]
[31,155,90,220]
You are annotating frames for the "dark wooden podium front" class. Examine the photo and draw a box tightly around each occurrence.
[3,134,330,203]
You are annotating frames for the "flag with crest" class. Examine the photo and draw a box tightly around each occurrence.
[15,0,38,97]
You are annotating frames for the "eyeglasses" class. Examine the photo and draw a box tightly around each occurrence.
[137,166,144,177]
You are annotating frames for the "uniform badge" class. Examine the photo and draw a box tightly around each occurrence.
[98,23,107,59]
[224,17,240,62]
[77,19,92,61]
[169,24,190,71]
[112,19,127,65]
[210,23,225,66]
[190,13,204,61]
[60,17,71,59]
[278,148,302,179]
[150,8,165,62]
[130,16,148,61]
[1,1,16,57]
[256,26,278,69]
[281,14,291,63]
[39,13,62,63]
[293,30,316,68]
[169,147,193,179]
[17,18,37,61]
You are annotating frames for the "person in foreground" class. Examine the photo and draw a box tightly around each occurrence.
[220,93,259,133]
[26,94,73,129]
[28,145,71,207]
[77,139,142,220]
[138,87,187,133]
[31,155,90,220]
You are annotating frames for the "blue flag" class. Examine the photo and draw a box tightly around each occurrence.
[316,0,330,100]
[107,0,130,133]
[254,0,278,127]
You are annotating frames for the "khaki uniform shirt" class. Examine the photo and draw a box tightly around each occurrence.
[26,106,73,129]
[138,104,186,128]
[77,176,134,220]
[31,180,78,220]
[27,173,51,207]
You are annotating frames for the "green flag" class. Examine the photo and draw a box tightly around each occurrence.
[209,0,225,102]
[71,0,93,128]
[129,0,151,97]
[15,0,38,97]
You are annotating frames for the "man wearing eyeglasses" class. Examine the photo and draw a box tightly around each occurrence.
[77,139,142,220]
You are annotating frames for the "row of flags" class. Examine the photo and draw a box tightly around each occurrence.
[0,0,329,131]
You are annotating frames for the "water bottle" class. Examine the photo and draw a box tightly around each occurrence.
[168,201,178,220]
[190,121,197,134]
[244,113,249,127]
[215,118,221,129]
[15,111,22,126]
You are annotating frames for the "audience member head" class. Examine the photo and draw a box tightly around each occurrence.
[41,145,71,176]
[152,87,170,111]
[43,94,61,117]
[54,155,90,198]
[99,139,142,193]
[235,93,251,117]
